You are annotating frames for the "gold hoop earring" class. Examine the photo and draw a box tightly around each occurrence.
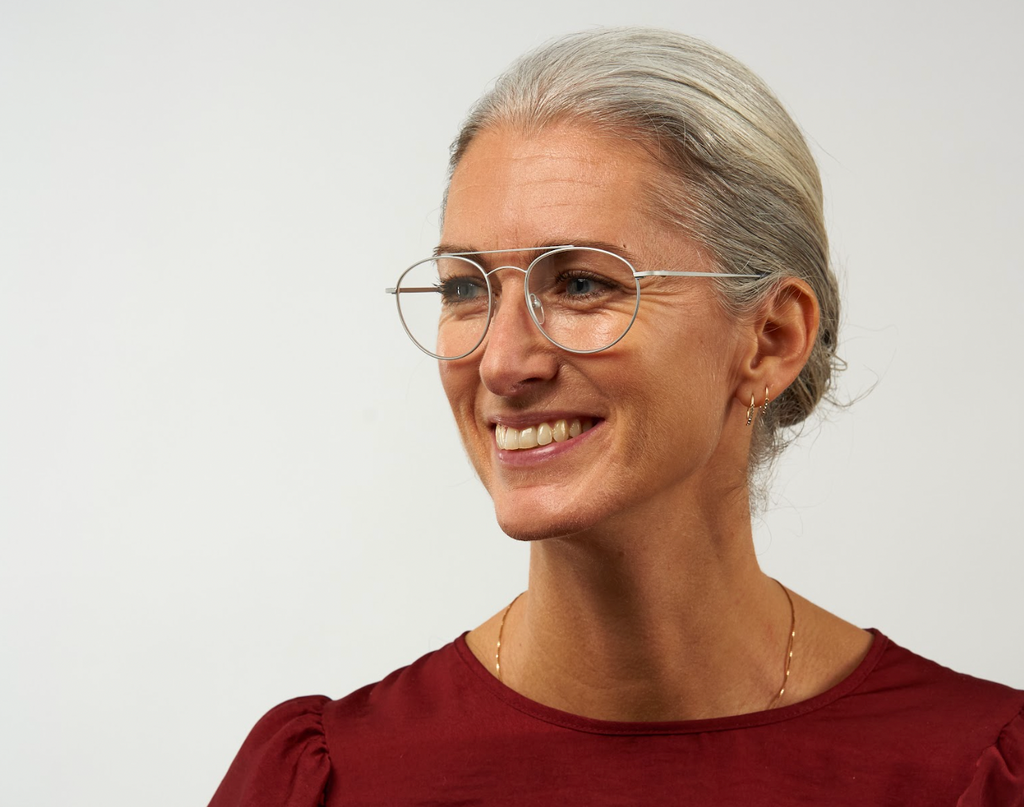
[746,393,756,427]
[761,386,770,415]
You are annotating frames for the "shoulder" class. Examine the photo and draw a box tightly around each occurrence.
[319,638,475,750]
[207,639,471,807]
[208,695,331,807]
[863,634,1024,719]
[839,633,1024,805]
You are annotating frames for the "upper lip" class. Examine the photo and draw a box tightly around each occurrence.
[486,411,602,429]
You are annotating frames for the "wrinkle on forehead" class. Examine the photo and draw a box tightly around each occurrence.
[443,123,661,250]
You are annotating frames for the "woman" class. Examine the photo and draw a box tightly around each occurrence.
[210,28,1023,805]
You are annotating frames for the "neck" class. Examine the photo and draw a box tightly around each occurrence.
[495,494,795,721]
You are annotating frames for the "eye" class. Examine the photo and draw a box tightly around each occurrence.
[551,268,623,301]
[561,272,610,298]
[439,275,487,303]
[530,248,634,304]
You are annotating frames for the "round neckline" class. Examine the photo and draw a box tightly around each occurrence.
[453,628,887,736]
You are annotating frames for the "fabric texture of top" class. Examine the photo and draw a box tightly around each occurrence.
[209,630,1024,806]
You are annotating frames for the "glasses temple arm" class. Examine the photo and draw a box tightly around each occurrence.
[633,270,765,279]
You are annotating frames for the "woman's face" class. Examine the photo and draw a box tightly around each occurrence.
[439,123,752,541]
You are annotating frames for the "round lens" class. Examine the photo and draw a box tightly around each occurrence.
[395,256,491,360]
[525,247,640,352]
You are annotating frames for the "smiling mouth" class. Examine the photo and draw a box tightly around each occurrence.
[495,418,596,451]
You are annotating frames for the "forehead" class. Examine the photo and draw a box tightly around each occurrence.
[442,123,661,252]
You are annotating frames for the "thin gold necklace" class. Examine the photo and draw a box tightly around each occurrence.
[494,591,524,681]
[768,579,796,708]
[495,581,797,711]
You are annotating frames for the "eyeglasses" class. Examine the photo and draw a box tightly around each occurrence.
[385,245,763,360]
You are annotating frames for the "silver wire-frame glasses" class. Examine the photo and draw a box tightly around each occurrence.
[385,245,763,360]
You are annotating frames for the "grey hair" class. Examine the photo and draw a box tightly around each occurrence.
[445,27,842,479]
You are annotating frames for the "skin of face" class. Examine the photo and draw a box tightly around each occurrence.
[439,122,756,543]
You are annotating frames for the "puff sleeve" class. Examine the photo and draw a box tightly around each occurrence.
[958,705,1024,807]
[208,696,331,807]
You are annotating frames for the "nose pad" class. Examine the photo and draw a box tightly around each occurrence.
[529,293,545,325]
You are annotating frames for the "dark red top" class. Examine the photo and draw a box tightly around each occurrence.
[209,630,1024,806]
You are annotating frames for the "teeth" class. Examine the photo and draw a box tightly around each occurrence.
[537,423,552,446]
[496,418,593,451]
[496,424,518,450]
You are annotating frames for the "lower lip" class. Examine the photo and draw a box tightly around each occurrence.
[493,421,602,467]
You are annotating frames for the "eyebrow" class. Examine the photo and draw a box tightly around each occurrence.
[433,240,640,263]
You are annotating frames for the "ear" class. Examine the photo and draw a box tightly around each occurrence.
[734,277,820,407]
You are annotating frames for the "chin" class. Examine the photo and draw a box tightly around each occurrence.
[491,496,606,543]
[496,517,580,543]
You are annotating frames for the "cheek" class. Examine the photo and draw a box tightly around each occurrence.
[621,330,731,449]
[438,361,480,438]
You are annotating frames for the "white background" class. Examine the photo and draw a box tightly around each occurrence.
[2,1,1022,804]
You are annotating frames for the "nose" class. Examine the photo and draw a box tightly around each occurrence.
[478,267,559,396]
